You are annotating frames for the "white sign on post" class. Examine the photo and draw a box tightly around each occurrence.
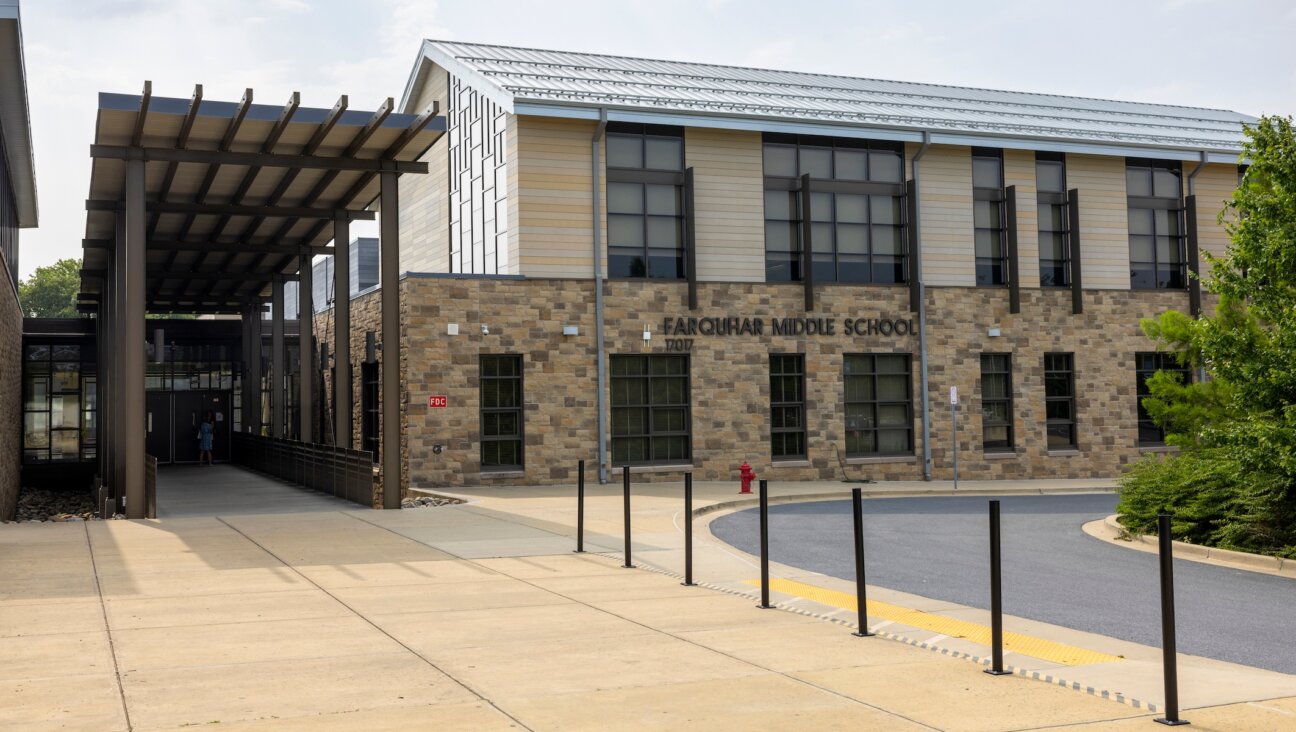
[949,386,958,405]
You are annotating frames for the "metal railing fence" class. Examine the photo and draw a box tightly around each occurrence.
[232,432,376,508]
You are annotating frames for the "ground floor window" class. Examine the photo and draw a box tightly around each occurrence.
[23,344,97,463]
[844,353,913,456]
[980,354,1013,451]
[361,361,379,462]
[480,355,523,469]
[1044,353,1076,449]
[770,354,806,460]
[610,354,690,464]
[1136,352,1190,445]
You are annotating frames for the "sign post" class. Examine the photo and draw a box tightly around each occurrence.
[950,386,959,491]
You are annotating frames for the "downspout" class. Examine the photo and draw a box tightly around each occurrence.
[1186,150,1208,384]
[592,109,609,484]
[912,132,933,480]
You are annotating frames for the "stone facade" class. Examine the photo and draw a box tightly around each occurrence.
[315,274,1189,494]
[0,253,21,519]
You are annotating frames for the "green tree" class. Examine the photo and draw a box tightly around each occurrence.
[18,258,82,318]
[1120,115,1296,557]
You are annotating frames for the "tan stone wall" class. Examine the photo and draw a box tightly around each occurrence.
[316,275,1192,492]
[0,254,21,518]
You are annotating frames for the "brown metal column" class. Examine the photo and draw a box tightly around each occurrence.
[112,211,126,506]
[298,248,314,443]
[123,156,147,518]
[379,172,401,509]
[271,276,286,438]
[332,214,352,449]
[247,306,262,433]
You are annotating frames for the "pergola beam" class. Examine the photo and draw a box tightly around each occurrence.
[90,145,426,174]
[129,81,152,147]
[84,237,332,255]
[87,198,375,220]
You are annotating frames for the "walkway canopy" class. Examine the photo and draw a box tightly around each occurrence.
[79,82,443,517]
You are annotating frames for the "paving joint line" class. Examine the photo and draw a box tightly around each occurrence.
[215,516,536,732]
[345,513,940,731]
[82,522,135,732]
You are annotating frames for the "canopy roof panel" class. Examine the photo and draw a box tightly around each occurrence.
[80,84,444,313]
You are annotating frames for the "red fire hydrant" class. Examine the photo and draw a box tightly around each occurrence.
[739,462,756,494]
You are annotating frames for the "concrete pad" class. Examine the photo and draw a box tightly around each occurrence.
[471,553,630,579]
[104,589,349,630]
[96,566,311,598]
[525,570,718,603]
[1059,699,1296,731]
[134,701,521,731]
[0,522,94,545]
[428,631,766,700]
[503,674,929,731]
[0,572,101,604]
[590,594,824,634]
[0,599,107,637]
[293,559,500,589]
[798,660,1141,731]
[676,622,933,673]
[113,615,403,670]
[0,673,128,732]
[120,652,478,730]
[373,602,649,654]
[331,577,568,616]
[430,536,585,558]
[0,631,114,681]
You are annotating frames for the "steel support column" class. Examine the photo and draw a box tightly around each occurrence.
[297,248,314,443]
[271,276,286,438]
[247,308,262,433]
[123,157,147,518]
[379,172,401,509]
[332,214,352,449]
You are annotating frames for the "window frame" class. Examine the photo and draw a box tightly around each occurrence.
[843,353,914,457]
[1126,158,1186,290]
[979,353,1014,452]
[479,354,524,471]
[1135,352,1191,446]
[769,354,807,460]
[610,354,692,466]
[761,133,908,285]
[1044,353,1077,450]
[1035,152,1070,287]
[605,122,687,280]
[972,147,1008,287]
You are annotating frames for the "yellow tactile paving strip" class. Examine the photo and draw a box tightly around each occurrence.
[745,577,1123,667]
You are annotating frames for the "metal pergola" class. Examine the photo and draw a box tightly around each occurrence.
[79,82,444,516]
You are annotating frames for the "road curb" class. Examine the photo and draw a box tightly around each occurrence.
[1083,515,1295,580]
[694,485,1117,518]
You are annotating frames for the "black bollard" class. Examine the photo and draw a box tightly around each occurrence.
[851,487,873,637]
[758,479,771,609]
[985,500,1010,675]
[622,466,634,569]
[574,459,586,553]
[1154,513,1188,725]
[682,473,695,586]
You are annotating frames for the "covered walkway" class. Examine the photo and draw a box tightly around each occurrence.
[155,464,354,518]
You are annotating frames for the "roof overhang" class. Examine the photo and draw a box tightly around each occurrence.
[0,1,38,227]
[400,39,517,114]
[79,84,444,315]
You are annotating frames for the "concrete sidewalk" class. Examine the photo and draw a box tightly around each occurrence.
[0,476,1290,730]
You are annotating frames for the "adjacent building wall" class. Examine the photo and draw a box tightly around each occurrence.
[0,134,21,518]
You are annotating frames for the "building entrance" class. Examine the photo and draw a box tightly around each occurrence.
[145,391,232,464]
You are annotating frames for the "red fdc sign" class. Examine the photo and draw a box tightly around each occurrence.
[428,395,448,409]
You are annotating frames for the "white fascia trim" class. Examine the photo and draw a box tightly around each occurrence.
[407,40,517,115]
[0,10,37,227]
[511,101,1245,163]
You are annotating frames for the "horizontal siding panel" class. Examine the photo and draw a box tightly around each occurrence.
[1192,162,1237,264]
[515,115,603,278]
[1069,153,1128,290]
[687,127,765,282]
[1004,148,1040,289]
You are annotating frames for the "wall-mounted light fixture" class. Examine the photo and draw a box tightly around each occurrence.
[987,327,1002,337]
[446,323,459,336]
[642,324,651,343]
[480,324,490,336]
[562,325,579,336]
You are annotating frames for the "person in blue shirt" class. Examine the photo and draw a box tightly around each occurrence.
[199,411,215,466]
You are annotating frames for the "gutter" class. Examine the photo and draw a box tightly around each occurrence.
[592,109,609,484]
[911,132,933,481]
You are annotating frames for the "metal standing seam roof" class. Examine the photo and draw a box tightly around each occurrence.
[405,39,1255,158]
[79,86,444,313]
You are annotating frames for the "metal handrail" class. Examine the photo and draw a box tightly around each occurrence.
[231,432,377,508]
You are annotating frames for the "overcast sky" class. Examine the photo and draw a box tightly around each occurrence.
[16,0,1296,279]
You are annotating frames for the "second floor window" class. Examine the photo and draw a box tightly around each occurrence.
[973,148,1007,286]
[1036,153,1070,287]
[607,124,685,279]
[1126,159,1185,289]
[762,134,906,284]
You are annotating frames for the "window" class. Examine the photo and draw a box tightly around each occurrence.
[611,355,690,464]
[1136,352,1190,446]
[480,355,523,469]
[980,354,1013,451]
[360,361,379,462]
[606,123,685,279]
[973,148,1007,286]
[1044,353,1076,449]
[1036,152,1070,287]
[1126,159,1185,289]
[24,343,95,463]
[762,134,906,284]
[844,354,913,456]
[770,355,806,459]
